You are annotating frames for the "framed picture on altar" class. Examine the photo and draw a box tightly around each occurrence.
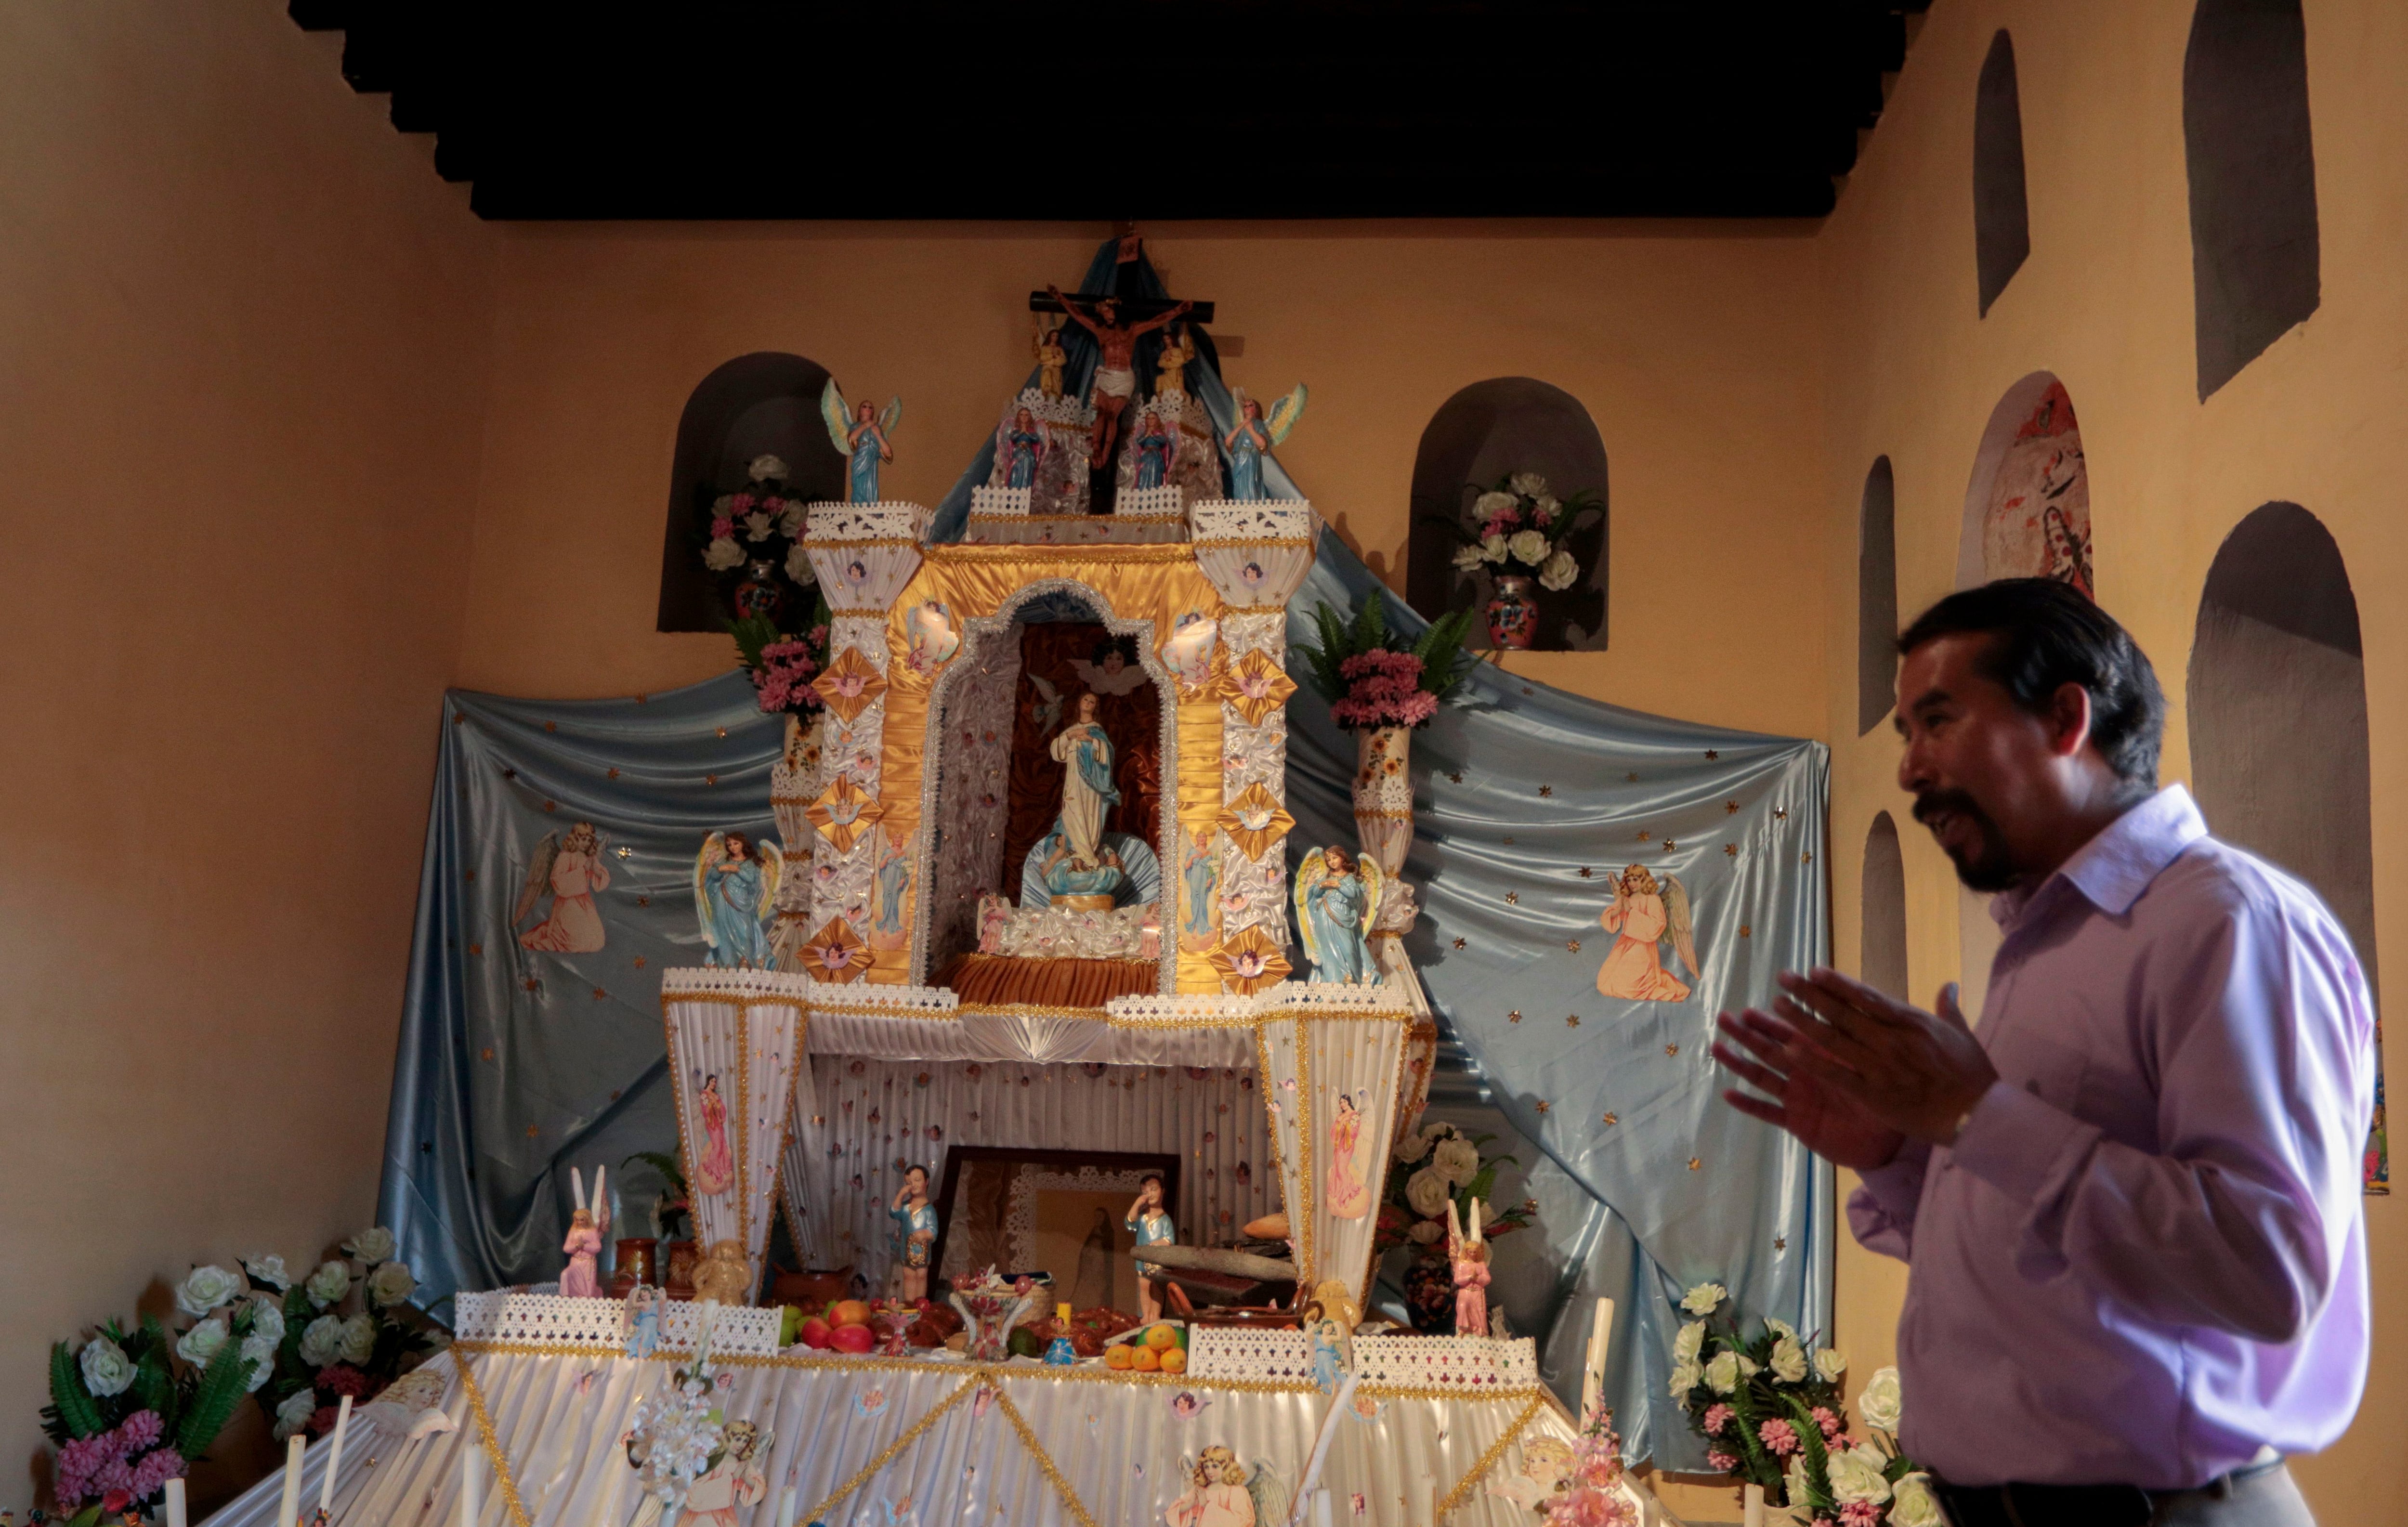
[930,1147,1178,1314]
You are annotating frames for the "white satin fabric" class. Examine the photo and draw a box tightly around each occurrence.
[211,1346,1576,1527]
[665,992,807,1297]
[1256,1015,1410,1306]
[785,1055,1276,1284]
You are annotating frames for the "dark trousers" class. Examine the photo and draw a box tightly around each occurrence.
[1938,1461,2312,1527]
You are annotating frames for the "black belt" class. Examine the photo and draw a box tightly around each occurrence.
[1936,1456,2284,1527]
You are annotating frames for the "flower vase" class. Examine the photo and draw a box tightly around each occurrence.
[610,1237,659,1297]
[1486,574,1537,650]
[1402,1248,1456,1334]
[1351,726,1414,885]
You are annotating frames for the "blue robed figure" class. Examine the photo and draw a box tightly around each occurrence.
[1294,845,1378,984]
[823,381,901,504]
[1134,412,1173,490]
[1003,407,1043,489]
[694,831,780,968]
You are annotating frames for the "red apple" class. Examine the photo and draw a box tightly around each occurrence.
[799,1317,834,1350]
[830,1299,873,1329]
[829,1322,875,1354]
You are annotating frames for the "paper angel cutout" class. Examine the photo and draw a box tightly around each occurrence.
[514,822,611,954]
[1294,846,1381,985]
[822,379,902,504]
[1223,383,1307,502]
[1066,636,1150,696]
[1595,863,1699,1002]
[694,831,784,969]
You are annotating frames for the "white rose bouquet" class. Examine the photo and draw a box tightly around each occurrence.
[252,1228,440,1444]
[1671,1282,1925,1524]
[1427,469,1606,618]
[696,455,829,716]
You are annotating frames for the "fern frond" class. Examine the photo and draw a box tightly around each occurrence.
[49,1341,101,1439]
[623,1149,689,1196]
[174,1338,254,1461]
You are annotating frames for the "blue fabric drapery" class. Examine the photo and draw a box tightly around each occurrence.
[379,240,1830,1464]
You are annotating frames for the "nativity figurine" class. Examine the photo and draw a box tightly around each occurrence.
[560,1165,609,1298]
[820,379,902,504]
[1047,283,1191,468]
[1125,1172,1176,1323]
[1222,384,1307,501]
[889,1163,938,1303]
[691,1238,752,1306]
[1294,846,1381,984]
[1042,692,1126,906]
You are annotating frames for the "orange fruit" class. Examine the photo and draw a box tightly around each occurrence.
[1160,1347,1188,1374]
[1105,1345,1134,1370]
[1143,1324,1178,1351]
[829,1299,872,1329]
[1131,1345,1161,1372]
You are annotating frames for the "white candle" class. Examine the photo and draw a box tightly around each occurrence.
[1313,1487,1335,1527]
[461,1439,482,1527]
[1743,1482,1767,1527]
[775,1484,799,1527]
[277,1433,305,1527]
[164,1477,187,1527]
[320,1393,354,1513]
[1582,1296,1616,1424]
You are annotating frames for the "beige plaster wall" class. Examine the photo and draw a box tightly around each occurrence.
[1815,0,2408,1518]
[455,222,1831,741]
[0,1,496,1500]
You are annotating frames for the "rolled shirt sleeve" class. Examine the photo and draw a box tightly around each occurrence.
[1846,1137,1933,1262]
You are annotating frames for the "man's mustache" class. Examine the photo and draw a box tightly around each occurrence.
[1912,788,1986,829]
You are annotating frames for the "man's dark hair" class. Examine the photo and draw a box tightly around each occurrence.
[1897,577,2165,786]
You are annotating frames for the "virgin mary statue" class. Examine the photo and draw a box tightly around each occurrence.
[1047,692,1119,870]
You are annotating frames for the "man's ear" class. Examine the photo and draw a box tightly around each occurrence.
[2047,680,2095,760]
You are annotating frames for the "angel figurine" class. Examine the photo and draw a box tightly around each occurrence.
[821,379,902,504]
[1222,384,1306,501]
[561,1166,609,1299]
[514,821,610,953]
[1595,863,1700,1001]
[1446,1197,1491,1338]
[1155,324,1195,399]
[1294,847,1381,984]
[694,831,783,968]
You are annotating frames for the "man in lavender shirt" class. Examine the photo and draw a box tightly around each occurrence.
[1714,580,2371,1527]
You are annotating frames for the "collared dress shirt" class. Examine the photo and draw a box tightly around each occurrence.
[1849,785,2373,1489]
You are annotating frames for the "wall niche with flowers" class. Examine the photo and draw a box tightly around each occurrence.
[1404,377,1610,652]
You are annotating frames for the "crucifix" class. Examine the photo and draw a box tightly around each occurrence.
[1033,268,1218,470]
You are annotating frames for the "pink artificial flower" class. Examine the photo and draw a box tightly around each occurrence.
[1840,1504,1882,1527]
[115,1410,163,1454]
[1701,1403,1734,1434]
[711,517,736,539]
[1705,1449,1740,1473]
[130,1447,187,1499]
[55,1432,114,1503]
[317,1364,370,1399]
[1812,1405,1843,1439]
[91,1455,136,1500]
[1758,1418,1800,1456]
[729,493,756,512]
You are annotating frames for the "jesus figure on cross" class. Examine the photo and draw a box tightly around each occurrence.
[1047,283,1193,470]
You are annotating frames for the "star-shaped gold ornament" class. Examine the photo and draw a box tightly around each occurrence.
[1601,1111,1618,1126]
[705,774,719,786]
[1578,866,1593,879]
[1775,807,1788,821]
[1740,924,1752,938]
[1452,937,1467,951]
[716,726,728,738]
[1802,850,1814,864]
[801,917,872,984]
[591,987,607,1001]
[1208,924,1292,995]
[1565,1015,1580,1028]
[1625,772,1639,783]
[1567,939,1582,953]
[1217,781,1295,861]
[1665,1043,1679,1057]
[1726,800,1740,813]
[1447,770,1464,784]
[1217,649,1298,726]
[1704,749,1718,760]
[812,646,889,724]
[1774,1236,1787,1251]
[634,955,647,969]
[1534,1098,1550,1113]
[1662,839,1676,852]
[1505,891,1519,905]
[544,721,558,733]
[1508,1010,1523,1024]
[481,1047,495,1062]
[1688,1157,1702,1170]
[1725,844,1738,857]
[469,942,483,957]
[1503,835,1516,845]
[809,775,886,855]
[1539,785,1554,798]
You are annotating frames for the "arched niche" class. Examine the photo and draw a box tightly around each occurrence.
[1858,457,1898,735]
[2188,503,2376,996]
[1957,371,2091,597]
[1974,30,2032,318]
[1404,378,1609,651]
[2184,0,2320,400]
[1861,812,1909,1000]
[656,352,849,633]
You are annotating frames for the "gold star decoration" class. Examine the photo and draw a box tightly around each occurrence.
[501,768,516,781]
[800,917,872,984]
[1726,800,1740,813]
[1505,891,1519,905]
[1217,780,1295,861]
[481,1047,495,1062]
[1774,1236,1787,1251]
[808,775,886,855]
[1503,835,1516,845]
[1209,924,1292,995]
[1802,850,1814,864]
[715,726,729,738]
[544,721,558,733]
[543,799,558,813]
[611,1090,622,1102]
[468,942,483,957]
[1626,772,1639,783]
[1688,1157,1702,1171]
[1704,749,1718,760]
[1662,839,1676,851]
[1534,1098,1550,1112]
[1724,844,1739,857]
[1217,649,1298,726]
[1664,1043,1679,1057]
[1601,1111,1618,1126]
[633,955,647,969]
[1452,937,1467,951]
[608,768,621,780]
[616,846,633,858]
[812,646,889,724]
[1578,866,1594,879]
[1538,784,1554,798]
[591,987,608,1001]
[1508,1010,1523,1024]
[453,713,464,726]
[1740,924,1752,938]
[1447,770,1464,784]
[705,773,719,786]
[465,868,477,883]
[526,1124,539,1137]
[522,977,539,992]
[1567,939,1582,953]
[1775,807,1788,821]
[1565,1015,1581,1028]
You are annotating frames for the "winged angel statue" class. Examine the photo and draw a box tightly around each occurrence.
[821,379,903,504]
[1596,863,1700,1002]
[694,831,784,969]
[1222,383,1306,501]
[1293,846,1382,985]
